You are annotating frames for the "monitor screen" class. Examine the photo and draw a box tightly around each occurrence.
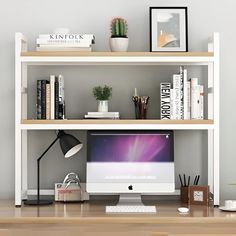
[88,132,173,162]
[87,130,175,194]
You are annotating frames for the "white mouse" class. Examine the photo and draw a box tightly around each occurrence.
[178,207,189,213]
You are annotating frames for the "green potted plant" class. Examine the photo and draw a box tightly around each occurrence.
[110,17,128,52]
[93,85,112,112]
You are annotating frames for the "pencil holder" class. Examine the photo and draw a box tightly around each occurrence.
[180,186,189,204]
[132,95,150,119]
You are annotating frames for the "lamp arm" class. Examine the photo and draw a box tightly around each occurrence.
[37,136,60,162]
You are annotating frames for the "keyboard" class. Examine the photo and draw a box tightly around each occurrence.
[106,205,156,213]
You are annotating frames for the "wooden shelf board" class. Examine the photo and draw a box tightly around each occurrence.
[21,51,214,57]
[21,119,214,125]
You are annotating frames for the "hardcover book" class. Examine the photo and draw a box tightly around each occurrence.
[50,75,55,120]
[160,83,171,120]
[46,83,51,120]
[55,77,59,120]
[41,80,48,120]
[36,80,42,119]
[36,47,92,52]
[179,66,184,120]
[199,85,204,120]
[58,75,65,119]
[190,78,200,119]
[38,34,95,44]
[172,74,182,120]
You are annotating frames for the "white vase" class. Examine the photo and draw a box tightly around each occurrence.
[98,100,108,112]
[109,37,129,52]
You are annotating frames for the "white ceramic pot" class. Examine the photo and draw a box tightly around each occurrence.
[109,37,129,52]
[98,100,109,112]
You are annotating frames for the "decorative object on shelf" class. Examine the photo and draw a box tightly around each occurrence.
[132,88,150,119]
[93,85,112,112]
[55,172,84,202]
[84,112,120,120]
[150,7,188,52]
[24,131,83,206]
[109,17,129,52]
[36,30,95,51]
[189,185,209,205]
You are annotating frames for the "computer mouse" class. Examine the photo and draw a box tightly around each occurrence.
[178,207,189,213]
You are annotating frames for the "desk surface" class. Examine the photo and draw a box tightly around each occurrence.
[0,200,235,224]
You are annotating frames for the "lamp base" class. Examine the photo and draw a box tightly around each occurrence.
[24,199,53,206]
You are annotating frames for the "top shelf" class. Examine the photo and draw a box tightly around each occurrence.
[16,32,219,65]
[21,51,214,57]
[19,51,215,66]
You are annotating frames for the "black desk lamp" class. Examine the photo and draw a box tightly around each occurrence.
[24,130,83,206]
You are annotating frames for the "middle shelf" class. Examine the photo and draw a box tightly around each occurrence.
[21,119,214,130]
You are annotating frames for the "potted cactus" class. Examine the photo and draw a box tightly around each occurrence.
[110,17,129,52]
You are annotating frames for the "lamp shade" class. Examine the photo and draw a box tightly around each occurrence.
[59,131,83,158]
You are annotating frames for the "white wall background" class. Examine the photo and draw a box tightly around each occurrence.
[0,0,235,202]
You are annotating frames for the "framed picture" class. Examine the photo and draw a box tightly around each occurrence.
[150,7,188,52]
[189,185,209,205]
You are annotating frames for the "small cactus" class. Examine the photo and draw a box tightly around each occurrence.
[110,18,128,38]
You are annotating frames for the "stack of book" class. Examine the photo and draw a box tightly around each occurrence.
[160,66,204,120]
[37,75,65,120]
[36,33,95,51]
[84,112,120,120]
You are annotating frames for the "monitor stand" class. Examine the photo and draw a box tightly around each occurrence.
[117,194,145,206]
[105,194,157,213]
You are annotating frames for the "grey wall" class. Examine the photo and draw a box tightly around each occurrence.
[0,0,235,202]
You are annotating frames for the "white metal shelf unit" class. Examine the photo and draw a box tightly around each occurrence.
[15,32,220,206]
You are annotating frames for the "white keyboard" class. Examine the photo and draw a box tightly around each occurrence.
[106,205,156,213]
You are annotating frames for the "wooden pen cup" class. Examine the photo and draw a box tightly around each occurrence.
[180,186,189,204]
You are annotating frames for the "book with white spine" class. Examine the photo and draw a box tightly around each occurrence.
[172,74,182,120]
[170,89,174,119]
[160,83,171,120]
[37,43,92,48]
[50,75,55,119]
[190,78,200,119]
[183,68,188,119]
[87,112,119,116]
[85,111,120,119]
[37,39,93,46]
[187,81,191,119]
[58,75,65,119]
[179,66,184,119]
[199,85,204,120]
[38,34,95,43]
[36,46,92,52]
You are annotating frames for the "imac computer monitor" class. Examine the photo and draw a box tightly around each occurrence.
[87,130,175,196]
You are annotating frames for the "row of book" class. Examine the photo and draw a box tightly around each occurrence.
[36,33,95,51]
[84,112,120,119]
[37,75,65,120]
[160,66,204,120]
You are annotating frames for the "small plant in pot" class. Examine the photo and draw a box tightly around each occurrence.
[110,17,128,52]
[93,85,112,112]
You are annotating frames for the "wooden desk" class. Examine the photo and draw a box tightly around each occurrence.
[0,200,236,235]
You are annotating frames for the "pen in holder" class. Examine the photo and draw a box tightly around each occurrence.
[132,88,150,119]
